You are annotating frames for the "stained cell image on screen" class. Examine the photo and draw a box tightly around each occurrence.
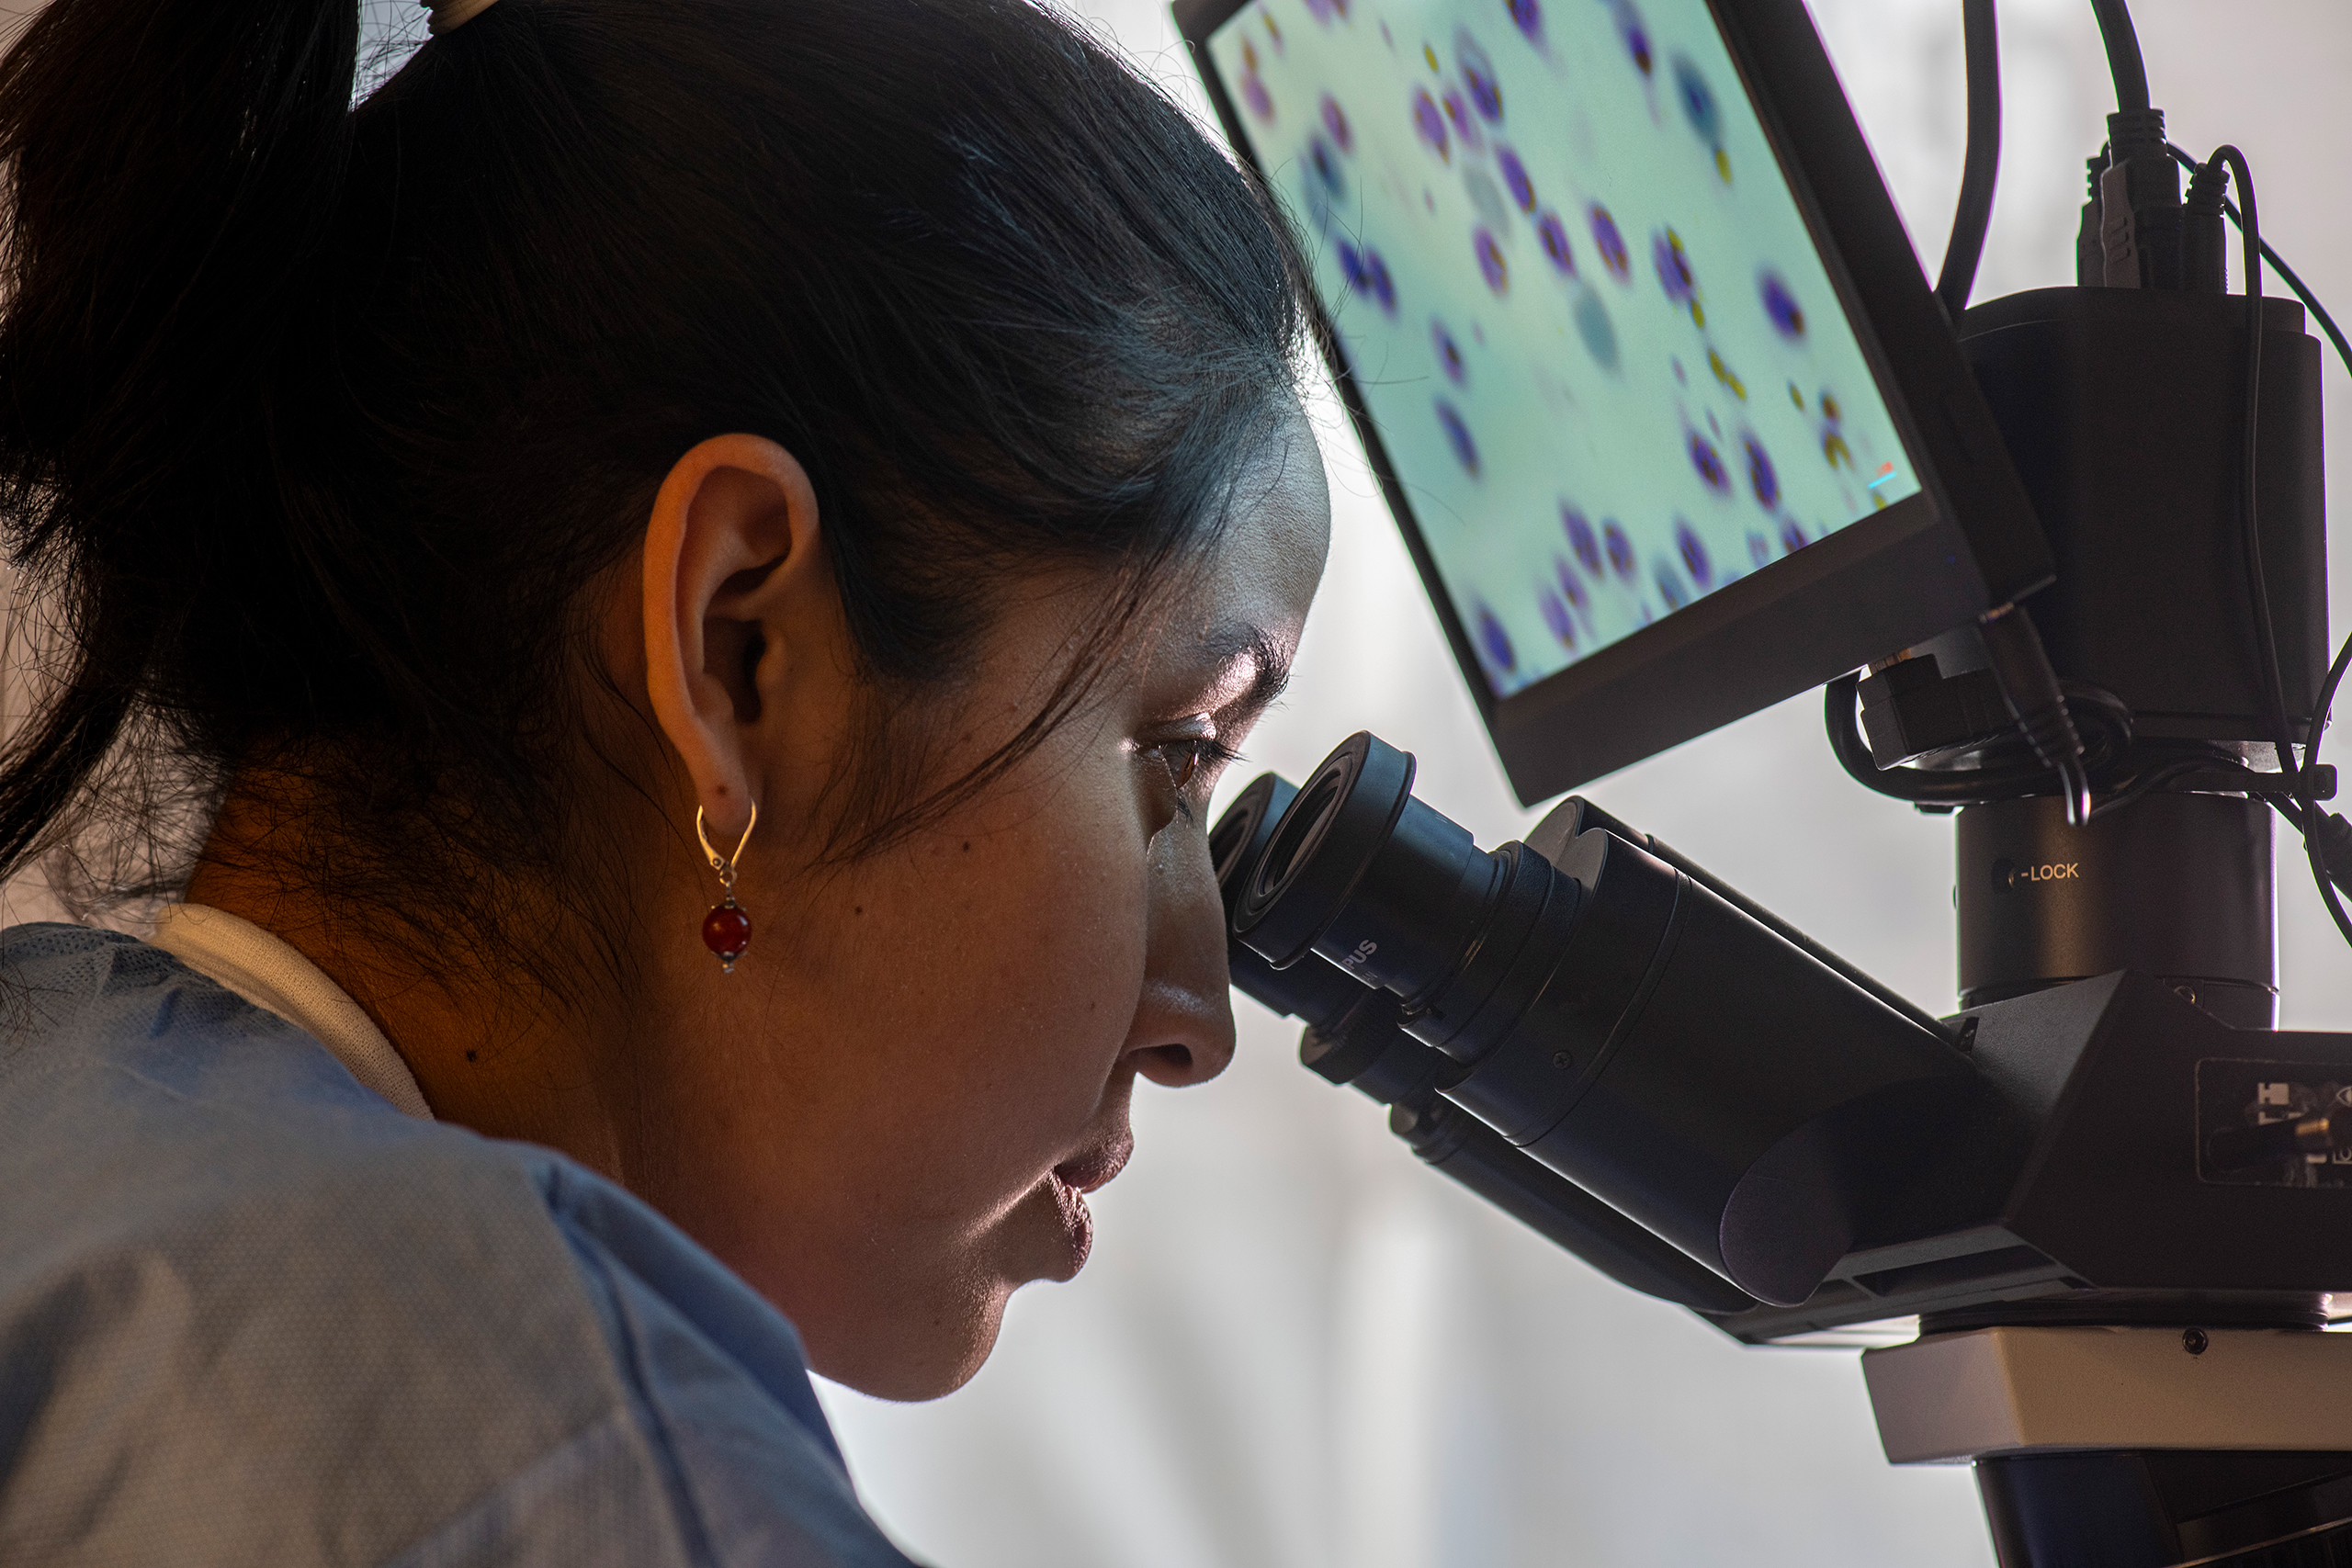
[1208,0,1920,698]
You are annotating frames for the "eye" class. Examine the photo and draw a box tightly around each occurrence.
[1150,733,1237,796]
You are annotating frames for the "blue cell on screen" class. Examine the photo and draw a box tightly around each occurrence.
[1574,292,1619,369]
[1589,205,1631,282]
[1780,517,1810,554]
[1476,601,1517,673]
[1430,317,1467,384]
[1412,88,1450,160]
[1674,519,1713,588]
[1760,271,1805,340]
[1457,30,1504,120]
[1436,397,1480,475]
[1498,147,1535,211]
[1504,0,1543,45]
[1564,506,1600,576]
[1654,558,1690,611]
[1603,520,1635,581]
[1671,55,1722,156]
[1748,530,1772,567]
[1744,434,1779,508]
[1688,430,1731,495]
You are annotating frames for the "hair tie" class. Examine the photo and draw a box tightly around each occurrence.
[422,0,501,34]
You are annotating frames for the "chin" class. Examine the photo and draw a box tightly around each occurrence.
[806,1275,1015,1403]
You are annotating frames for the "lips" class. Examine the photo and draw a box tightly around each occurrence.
[1054,1127,1134,1196]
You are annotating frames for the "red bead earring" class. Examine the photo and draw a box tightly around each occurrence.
[695,802,758,974]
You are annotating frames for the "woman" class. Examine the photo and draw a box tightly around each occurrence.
[0,0,1326,1560]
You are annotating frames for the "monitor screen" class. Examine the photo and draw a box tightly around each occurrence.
[1203,0,1924,701]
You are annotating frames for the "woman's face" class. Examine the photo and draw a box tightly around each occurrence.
[624,415,1331,1399]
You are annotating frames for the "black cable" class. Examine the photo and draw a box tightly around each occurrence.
[2188,144,2352,954]
[1935,0,2000,319]
[2086,0,2150,115]
[2205,148,2298,791]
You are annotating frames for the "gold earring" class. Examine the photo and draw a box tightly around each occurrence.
[695,802,758,974]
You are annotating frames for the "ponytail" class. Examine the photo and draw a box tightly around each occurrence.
[0,0,358,896]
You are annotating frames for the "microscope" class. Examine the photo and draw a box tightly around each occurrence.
[1178,0,2352,1561]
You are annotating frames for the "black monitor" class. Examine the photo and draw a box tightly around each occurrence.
[1175,0,2053,803]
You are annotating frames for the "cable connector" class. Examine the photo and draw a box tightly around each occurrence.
[2181,155,2230,294]
[1979,604,2093,825]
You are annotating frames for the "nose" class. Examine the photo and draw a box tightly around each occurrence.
[1125,815,1239,1089]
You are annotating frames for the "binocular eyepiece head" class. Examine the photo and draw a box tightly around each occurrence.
[1212,731,1973,1308]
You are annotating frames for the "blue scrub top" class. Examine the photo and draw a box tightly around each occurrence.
[0,923,922,1567]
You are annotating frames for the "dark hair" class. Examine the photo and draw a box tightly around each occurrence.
[0,0,1306,960]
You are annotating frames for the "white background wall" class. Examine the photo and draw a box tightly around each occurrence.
[816,4,2352,1565]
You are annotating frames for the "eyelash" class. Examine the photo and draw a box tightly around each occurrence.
[1156,734,1240,796]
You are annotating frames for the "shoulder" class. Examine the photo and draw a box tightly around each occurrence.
[0,924,913,1568]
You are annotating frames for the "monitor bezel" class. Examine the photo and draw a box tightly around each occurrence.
[1174,0,2053,803]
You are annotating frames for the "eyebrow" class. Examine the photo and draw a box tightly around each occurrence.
[1200,625,1293,728]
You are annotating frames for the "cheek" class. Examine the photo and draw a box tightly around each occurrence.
[806,776,1152,1168]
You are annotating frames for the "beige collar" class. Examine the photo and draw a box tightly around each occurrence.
[151,904,434,1120]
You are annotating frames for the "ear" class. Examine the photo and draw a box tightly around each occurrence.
[642,434,825,843]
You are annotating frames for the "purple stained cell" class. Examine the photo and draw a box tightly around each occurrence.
[1504,0,1542,44]
[1321,94,1354,152]
[1339,242,1396,315]
[1654,559,1690,611]
[1436,397,1480,475]
[1689,431,1731,495]
[1653,229,1694,305]
[1476,602,1517,673]
[1411,89,1449,160]
[1304,0,1350,17]
[1744,434,1779,508]
[1555,554,1589,609]
[1457,32,1504,121]
[1564,507,1600,576]
[1442,89,1485,152]
[1431,317,1466,384]
[1242,72,1273,122]
[1675,519,1713,589]
[1606,0,1654,75]
[1498,147,1535,211]
[1475,228,1509,294]
[1603,520,1635,581]
[1748,531,1772,567]
[1588,205,1630,281]
[1780,517,1810,554]
[1535,211,1574,275]
[1760,271,1806,340]
[1540,585,1576,649]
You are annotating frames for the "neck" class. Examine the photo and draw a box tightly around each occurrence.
[185,779,635,1179]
